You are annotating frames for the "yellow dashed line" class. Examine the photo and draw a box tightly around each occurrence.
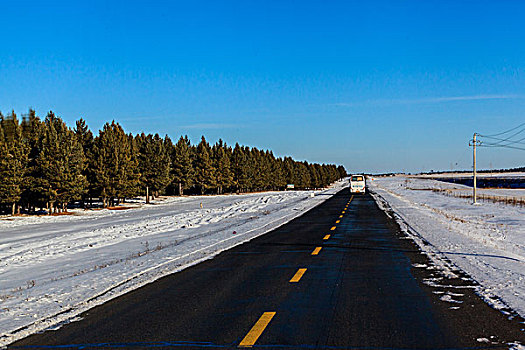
[241,193,354,348]
[239,312,276,347]
[311,247,322,255]
[342,211,346,214]
[290,268,307,282]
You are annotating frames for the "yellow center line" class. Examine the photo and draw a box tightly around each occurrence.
[239,312,276,348]
[330,226,336,231]
[339,215,343,218]
[311,246,322,255]
[335,220,340,224]
[323,234,331,240]
[290,268,307,282]
[342,211,346,214]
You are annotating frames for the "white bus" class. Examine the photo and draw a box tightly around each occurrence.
[350,175,366,194]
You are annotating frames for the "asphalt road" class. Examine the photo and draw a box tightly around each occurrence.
[10,189,525,349]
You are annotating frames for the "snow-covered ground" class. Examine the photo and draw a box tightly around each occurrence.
[0,181,346,346]
[420,172,525,179]
[369,176,525,320]
[406,175,525,198]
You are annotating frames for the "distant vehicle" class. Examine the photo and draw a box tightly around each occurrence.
[350,175,366,193]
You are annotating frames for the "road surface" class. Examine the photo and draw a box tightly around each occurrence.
[10,190,525,349]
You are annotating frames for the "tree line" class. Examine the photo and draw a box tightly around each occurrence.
[0,110,347,215]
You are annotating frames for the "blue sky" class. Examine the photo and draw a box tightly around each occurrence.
[1,0,524,173]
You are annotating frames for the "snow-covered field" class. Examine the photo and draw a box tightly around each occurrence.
[369,176,525,320]
[406,175,525,198]
[420,172,525,179]
[0,181,346,346]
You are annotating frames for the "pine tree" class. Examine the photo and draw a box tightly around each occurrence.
[35,112,87,212]
[269,155,286,190]
[0,112,29,215]
[337,165,347,179]
[293,162,310,189]
[308,163,320,189]
[194,136,216,194]
[283,157,296,186]
[122,133,141,200]
[74,118,94,154]
[159,135,174,193]
[20,110,44,210]
[232,143,249,192]
[74,118,94,205]
[251,149,264,191]
[171,135,194,195]
[241,147,253,192]
[213,140,233,194]
[253,149,272,191]
[92,121,139,207]
[137,133,172,201]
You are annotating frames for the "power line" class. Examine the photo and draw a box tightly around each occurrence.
[478,122,525,137]
[478,143,525,151]
[479,128,525,145]
[480,134,525,146]
[477,122,525,149]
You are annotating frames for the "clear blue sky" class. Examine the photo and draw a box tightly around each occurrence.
[1,0,524,173]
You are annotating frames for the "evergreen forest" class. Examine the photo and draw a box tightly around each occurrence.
[0,110,347,215]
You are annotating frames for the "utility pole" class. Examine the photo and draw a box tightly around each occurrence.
[469,133,481,204]
[473,133,477,204]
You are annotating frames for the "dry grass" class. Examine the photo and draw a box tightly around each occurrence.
[106,206,134,210]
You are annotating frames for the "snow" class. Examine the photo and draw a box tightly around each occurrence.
[420,172,525,179]
[369,176,525,322]
[0,181,346,347]
[404,176,525,198]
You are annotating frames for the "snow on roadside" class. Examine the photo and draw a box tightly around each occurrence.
[368,176,525,320]
[0,181,346,347]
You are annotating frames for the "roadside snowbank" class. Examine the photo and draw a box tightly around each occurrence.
[0,182,346,346]
[369,176,525,319]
